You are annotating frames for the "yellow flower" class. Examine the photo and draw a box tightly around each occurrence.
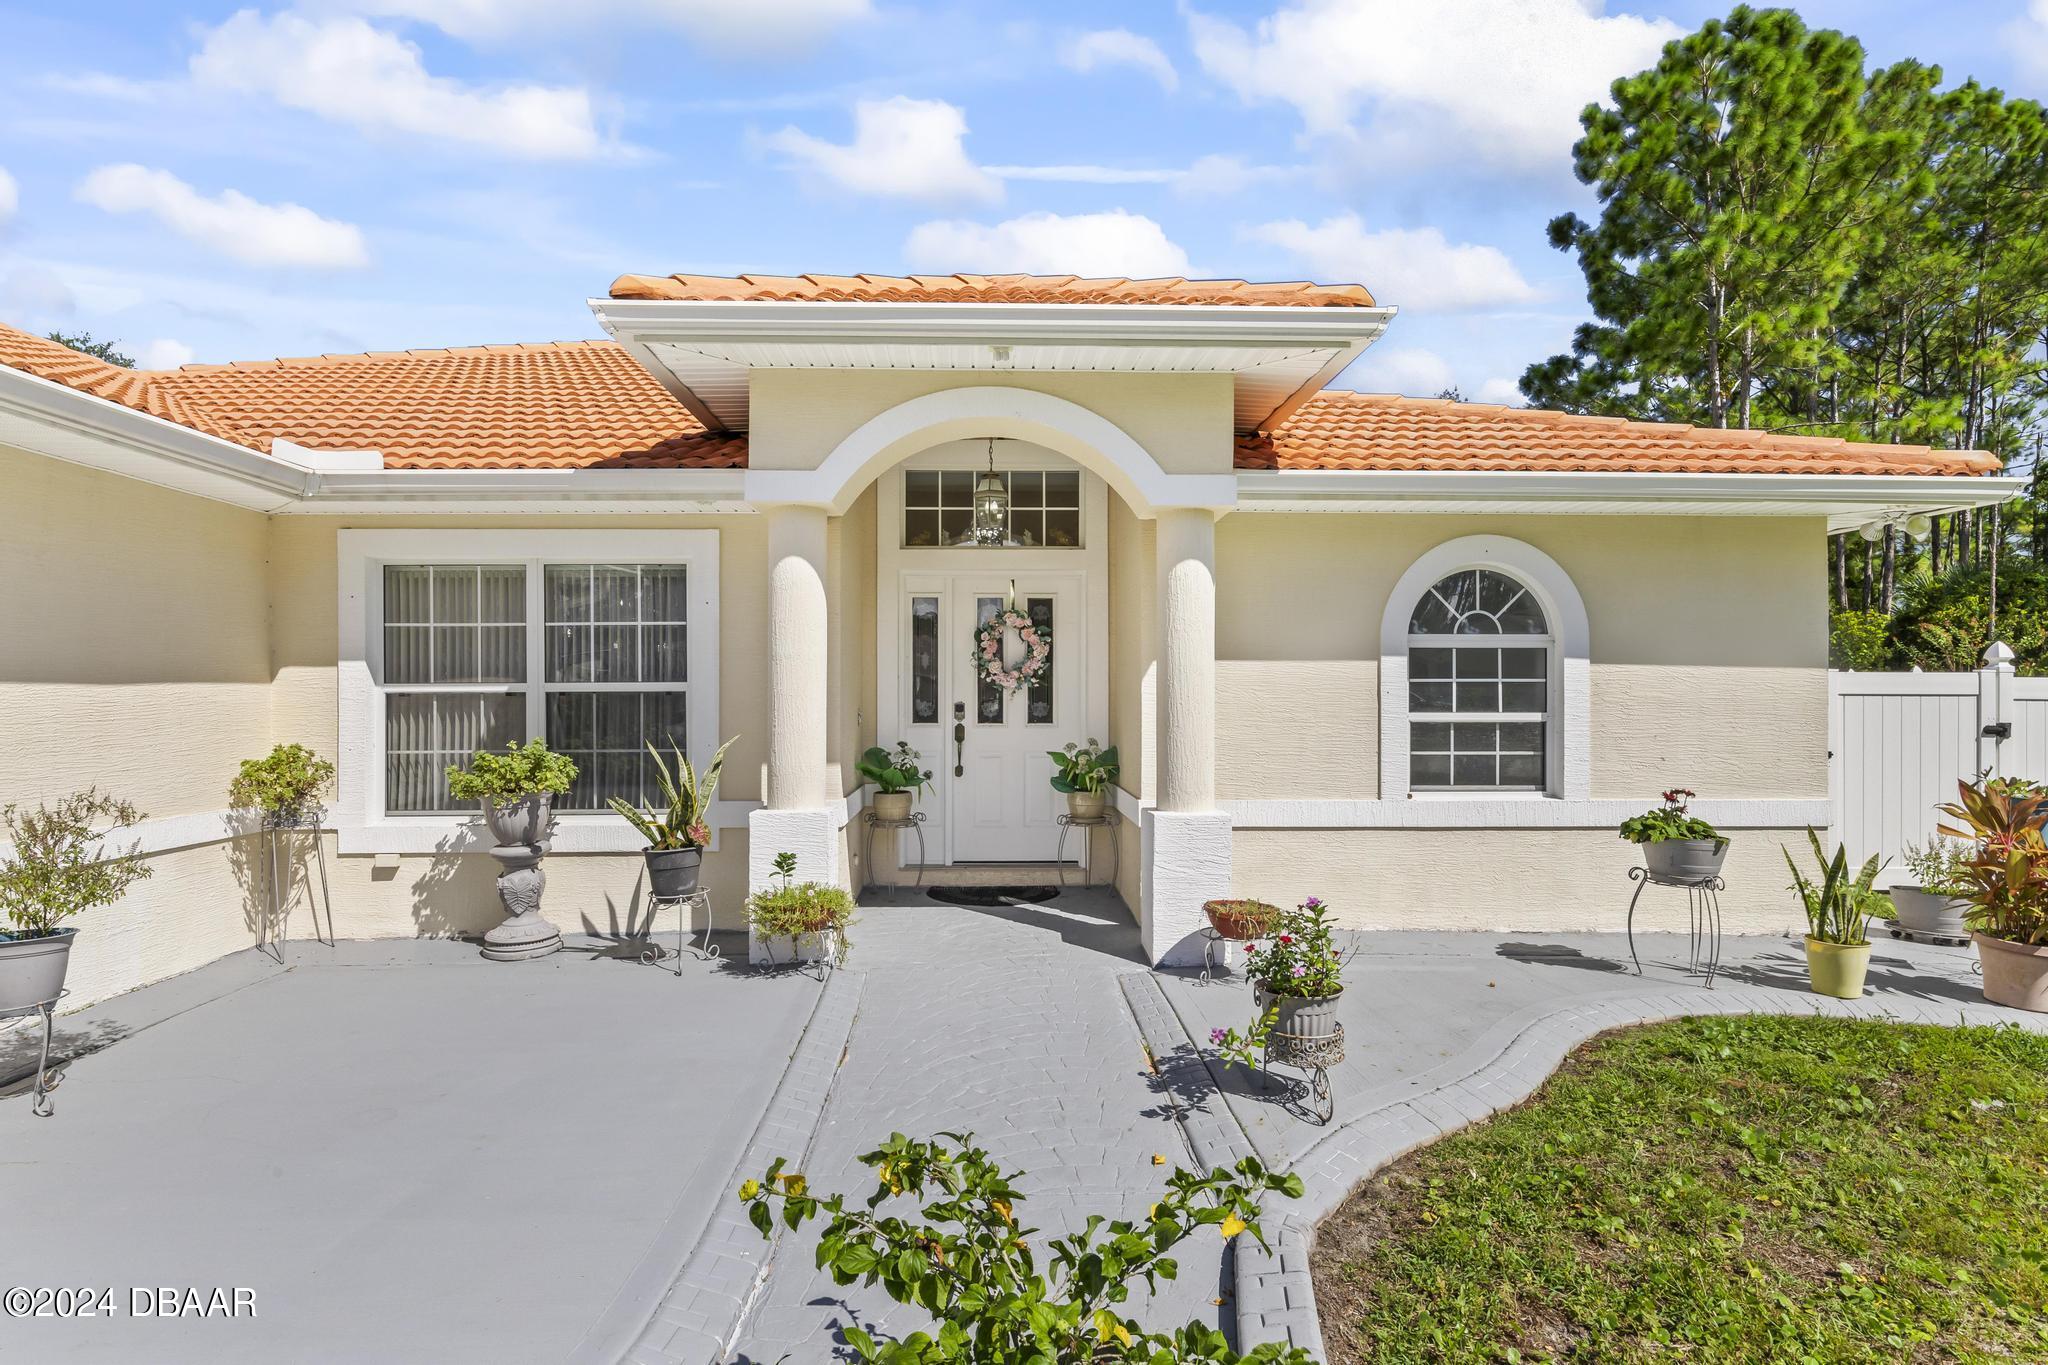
[992,1199,1013,1224]
[778,1172,807,1197]
[739,1178,762,1200]
[1220,1214,1248,1240]
[1152,1154,1166,1166]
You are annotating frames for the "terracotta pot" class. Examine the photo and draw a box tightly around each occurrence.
[0,928,75,1013]
[483,794,553,847]
[643,846,702,899]
[1254,986,1343,1040]
[1204,899,1282,941]
[872,791,913,823]
[1889,886,1972,940]
[1974,932,2048,1012]
[1643,838,1728,882]
[1066,790,1107,821]
[1804,936,1871,1000]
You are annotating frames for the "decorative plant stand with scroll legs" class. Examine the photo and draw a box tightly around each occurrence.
[640,890,715,975]
[860,811,926,895]
[1625,865,1725,988]
[1054,810,1120,889]
[3,991,65,1118]
[1262,1022,1344,1126]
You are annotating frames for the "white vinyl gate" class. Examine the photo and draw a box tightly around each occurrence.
[1831,643,2048,884]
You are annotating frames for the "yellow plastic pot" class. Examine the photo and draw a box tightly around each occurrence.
[1804,936,1871,1000]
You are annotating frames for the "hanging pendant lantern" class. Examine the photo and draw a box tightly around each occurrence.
[970,438,1009,546]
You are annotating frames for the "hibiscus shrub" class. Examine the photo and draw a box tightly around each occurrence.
[738,1131,1313,1363]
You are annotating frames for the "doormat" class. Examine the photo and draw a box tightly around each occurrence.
[928,885,1061,907]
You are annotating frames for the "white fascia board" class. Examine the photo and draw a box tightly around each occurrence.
[591,297,1396,349]
[0,364,314,510]
[293,466,751,514]
[1235,469,2026,526]
[272,438,384,472]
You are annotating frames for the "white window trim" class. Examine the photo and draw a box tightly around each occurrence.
[336,529,720,855]
[1379,535,1591,802]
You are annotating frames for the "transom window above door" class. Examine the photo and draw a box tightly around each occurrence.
[1406,568,1552,792]
[902,469,1081,548]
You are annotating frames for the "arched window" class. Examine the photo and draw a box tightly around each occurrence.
[1406,569,1550,790]
[1379,536,1591,801]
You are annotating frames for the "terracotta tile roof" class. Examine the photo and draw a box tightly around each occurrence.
[1,322,1997,478]
[0,322,739,469]
[609,272,1379,308]
[1238,391,2000,477]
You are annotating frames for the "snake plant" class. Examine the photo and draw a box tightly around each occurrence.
[609,736,736,851]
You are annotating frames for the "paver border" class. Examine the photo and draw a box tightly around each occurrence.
[1132,969,2048,1361]
[582,968,866,1365]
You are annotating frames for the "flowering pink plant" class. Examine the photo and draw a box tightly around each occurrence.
[1244,898,1345,998]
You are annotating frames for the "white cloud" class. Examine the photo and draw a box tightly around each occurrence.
[904,210,1192,278]
[2011,1,2048,82]
[191,11,609,160]
[0,166,16,226]
[138,338,196,370]
[764,97,1002,203]
[332,0,872,54]
[1247,213,1537,311]
[1062,29,1179,91]
[76,165,371,269]
[0,265,75,322]
[1188,0,1680,172]
[1172,153,1300,198]
[986,164,1180,185]
[1476,376,1524,406]
[1345,345,1454,396]
[984,155,1302,196]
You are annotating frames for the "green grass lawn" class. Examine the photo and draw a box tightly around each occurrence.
[1312,1016,2048,1364]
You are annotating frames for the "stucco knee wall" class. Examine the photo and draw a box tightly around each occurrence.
[1231,826,1807,934]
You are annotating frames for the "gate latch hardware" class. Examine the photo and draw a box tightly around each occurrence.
[1982,721,2013,740]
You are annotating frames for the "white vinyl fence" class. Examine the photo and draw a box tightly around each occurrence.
[1831,643,2048,884]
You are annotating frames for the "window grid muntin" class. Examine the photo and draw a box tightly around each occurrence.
[902,469,1081,548]
[376,558,690,816]
[1407,569,1552,793]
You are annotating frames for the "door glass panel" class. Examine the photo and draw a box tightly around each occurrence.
[1025,596,1054,724]
[910,596,939,724]
[974,596,1004,723]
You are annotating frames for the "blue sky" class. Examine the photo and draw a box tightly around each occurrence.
[3,0,2045,400]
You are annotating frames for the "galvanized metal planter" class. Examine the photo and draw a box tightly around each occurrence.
[0,927,75,1014]
[1642,837,1729,882]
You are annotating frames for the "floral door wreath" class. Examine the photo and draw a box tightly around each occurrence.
[974,606,1051,692]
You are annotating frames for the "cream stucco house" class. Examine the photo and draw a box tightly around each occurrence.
[0,272,2018,1005]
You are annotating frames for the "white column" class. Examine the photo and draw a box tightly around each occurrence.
[1142,507,1230,966]
[751,504,840,956]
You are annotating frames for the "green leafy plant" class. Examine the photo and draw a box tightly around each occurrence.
[1047,740,1119,795]
[1244,897,1346,998]
[227,743,336,825]
[1900,836,1978,898]
[1208,1006,1278,1074]
[445,739,578,805]
[747,850,856,948]
[1938,778,2048,945]
[857,742,933,798]
[608,736,736,850]
[0,791,153,940]
[736,1131,1313,1364]
[1783,829,1883,946]
[1618,788,1726,846]
[1828,608,1891,670]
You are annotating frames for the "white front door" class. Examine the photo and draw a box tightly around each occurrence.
[948,578,1080,861]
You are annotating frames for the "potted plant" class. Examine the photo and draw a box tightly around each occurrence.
[1619,788,1729,881]
[1784,829,1883,1000]
[0,791,152,1012]
[1047,740,1119,821]
[1245,897,1346,1041]
[609,736,737,899]
[446,739,578,846]
[856,742,932,823]
[228,743,336,829]
[1937,778,2048,1012]
[1890,836,1976,941]
[1203,898,1283,941]
[747,852,856,966]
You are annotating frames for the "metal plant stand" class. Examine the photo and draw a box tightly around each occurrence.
[1263,1021,1344,1126]
[1054,811,1121,889]
[1625,865,1726,987]
[261,815,334,962]
[861,811,926,894]
[1196,927,1255,984]
[3,990,66,1118]
[641,889,716,975]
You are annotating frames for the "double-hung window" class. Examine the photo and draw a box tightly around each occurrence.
[342,531,718,836]
[1406,568,1551,792]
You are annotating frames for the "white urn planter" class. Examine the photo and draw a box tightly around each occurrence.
[479,795,562,961]
[0,928,76,1013]
[1888,886,1972,941]
[1642,837,1729,882]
